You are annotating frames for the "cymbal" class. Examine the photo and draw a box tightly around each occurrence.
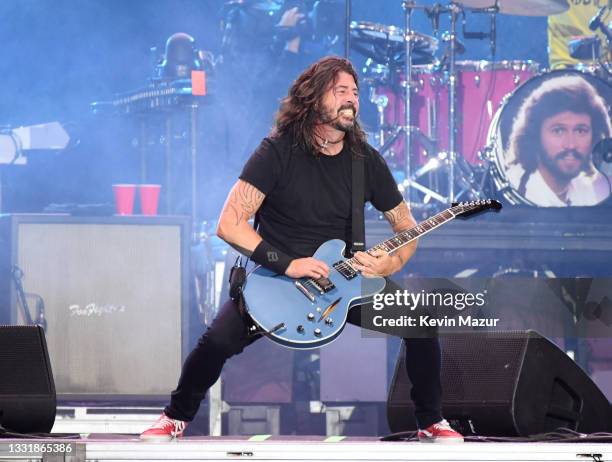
[456,0,568,16]
[350,21,438,64]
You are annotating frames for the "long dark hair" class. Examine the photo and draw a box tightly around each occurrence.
[271,56,368,156]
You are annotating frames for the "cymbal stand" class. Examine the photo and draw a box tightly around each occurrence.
[446,2,461,203]
[369,86,389,148]
[398,2,478,205]
[590,7,612,80]
[381,2,485,206]
[403,0,416,205]
[425,2,485,203]
[402,1,441,204]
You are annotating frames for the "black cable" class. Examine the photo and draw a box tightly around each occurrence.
[379,430,417,441]
[0,425,80,440]
[380,427,612,443]
[12,265,34,325]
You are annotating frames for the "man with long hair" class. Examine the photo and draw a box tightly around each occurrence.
[140,56,463,443]
[506,74,611,206]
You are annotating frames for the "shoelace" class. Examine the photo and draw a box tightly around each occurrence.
[152,416,186,434]
[432,419,452,430]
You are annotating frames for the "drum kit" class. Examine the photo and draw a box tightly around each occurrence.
[350,0,612,209]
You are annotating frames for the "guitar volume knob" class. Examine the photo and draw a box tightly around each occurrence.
[297,325,305,333]
[314,328,322,337]
[307,313,315,321]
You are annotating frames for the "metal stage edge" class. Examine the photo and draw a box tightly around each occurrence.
[1,437,611,461]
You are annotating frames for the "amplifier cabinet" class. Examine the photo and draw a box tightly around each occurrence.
[0,214,191,400]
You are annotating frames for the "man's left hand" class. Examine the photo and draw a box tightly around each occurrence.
[352,249,400,278]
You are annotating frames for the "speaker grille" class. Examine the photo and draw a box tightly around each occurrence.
[5,218,188,396]
[441,332,528,403]
[0,326,52,394]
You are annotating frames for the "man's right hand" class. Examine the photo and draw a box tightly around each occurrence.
[285,257,329,279]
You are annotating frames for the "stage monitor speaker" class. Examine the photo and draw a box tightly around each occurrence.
[387,330,612,436]
[0,214,191,399]
[0,325,56,433]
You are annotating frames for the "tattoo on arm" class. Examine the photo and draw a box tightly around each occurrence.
[227,181,265,226]
[384,202,417,272]
[384,202,412,230]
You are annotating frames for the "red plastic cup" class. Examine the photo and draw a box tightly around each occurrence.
[139,184,161,216]
[112,184,136,215]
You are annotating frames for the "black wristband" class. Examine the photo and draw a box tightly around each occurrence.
[251,240,293,275]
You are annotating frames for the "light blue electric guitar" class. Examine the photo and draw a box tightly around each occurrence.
[243,200,502,349]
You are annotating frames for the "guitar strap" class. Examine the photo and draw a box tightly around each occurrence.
[351,153,366,255]
[232,151,365,335]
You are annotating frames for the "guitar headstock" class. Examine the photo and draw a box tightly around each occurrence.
[451,199,502,219]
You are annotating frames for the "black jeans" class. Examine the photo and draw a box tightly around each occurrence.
[165,279,443,429]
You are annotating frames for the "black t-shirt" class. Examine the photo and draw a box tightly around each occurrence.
[239,133,403,258]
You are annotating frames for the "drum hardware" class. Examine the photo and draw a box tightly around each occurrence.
[455,0,569,17]
[445,2,460,203]
[593,138,612,185]
[593,138,612,165]
[567,7,612,81]
[400,2,412,201]
[476,143,497,196]
[378,125,438,167]
[344,0,351,58]
[415,2,478,204]
[352,3,500,206]
[350,20,438,73]
[368,87,389,148]
[398,2,473,205]
[569,36,601,62]
[460,4,497,56]
[356,2,589,209]
[588,6,609,35]
[400,149,484,203]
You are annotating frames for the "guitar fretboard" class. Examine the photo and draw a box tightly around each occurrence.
[345,208,457,268]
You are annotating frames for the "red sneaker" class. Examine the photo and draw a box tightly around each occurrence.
[140,412,187,441]
[417,419,464,443]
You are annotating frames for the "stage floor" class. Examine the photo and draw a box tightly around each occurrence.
[1,435,611,461]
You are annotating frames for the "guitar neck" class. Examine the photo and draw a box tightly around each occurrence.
[346,208,457,266]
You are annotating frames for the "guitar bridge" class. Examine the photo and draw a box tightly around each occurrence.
[294,280,315,302]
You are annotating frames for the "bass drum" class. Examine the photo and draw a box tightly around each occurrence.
[486,69,612,206]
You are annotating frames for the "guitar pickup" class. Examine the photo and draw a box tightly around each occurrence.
[333,260,357,280]
[312,276,335,293]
